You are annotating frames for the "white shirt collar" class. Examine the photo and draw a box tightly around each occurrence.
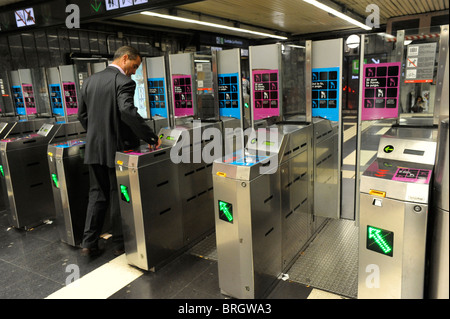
[110,63,126,75]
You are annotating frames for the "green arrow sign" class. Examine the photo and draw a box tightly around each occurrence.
[383,145,394,153]
[367,226,393,256]
[218,200,233,223]
[91,0,102,12]
[51,173,59,188]
[120,184,130,203]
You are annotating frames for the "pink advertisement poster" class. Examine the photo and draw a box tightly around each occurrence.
[172,75,194,117]
[252,69,280,120]
[22,84,37,115]
[62,82,78,116]
[362,62,401,121]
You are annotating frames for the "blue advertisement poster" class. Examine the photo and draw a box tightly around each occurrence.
[218,72,241,119]
[312,67,340,122]
[147,77,168,118]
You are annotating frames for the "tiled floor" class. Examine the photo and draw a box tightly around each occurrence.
[0,115,390,300]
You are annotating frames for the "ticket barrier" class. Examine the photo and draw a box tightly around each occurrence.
[47,138,88,246]
[358,127,437,299]
[0,121,85,229]
[212,123,314,299]
[116,121,222,271]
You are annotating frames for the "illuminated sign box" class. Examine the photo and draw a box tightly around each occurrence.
[106,0,148,11]
[366,225,394,257]
[15,8,35,28]
[218,200,233,223]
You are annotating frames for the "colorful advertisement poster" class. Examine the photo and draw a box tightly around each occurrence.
[62,82,78,116]
[312,67,340,122]
[362,62,401,121]
[252,69,279,120]
[172,75,194,117]
[147,77,167,119]
[218,72,240,119]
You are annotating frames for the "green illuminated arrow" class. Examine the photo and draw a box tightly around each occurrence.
[120,185,130,202]
[368,227,392,254]
[51,173,59,188]
[91,0,102,12]
[219,201,233,222]
[384,145,394,153]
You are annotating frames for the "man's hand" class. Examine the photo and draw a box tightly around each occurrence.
[149,138,162,151]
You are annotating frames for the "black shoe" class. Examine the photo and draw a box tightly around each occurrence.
[80,247,102,257]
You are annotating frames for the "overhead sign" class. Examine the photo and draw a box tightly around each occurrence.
[405,43,437,83]
[105,0,148,11]
[15,8,35,27]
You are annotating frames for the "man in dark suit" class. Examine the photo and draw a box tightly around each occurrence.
[78,46,161,257]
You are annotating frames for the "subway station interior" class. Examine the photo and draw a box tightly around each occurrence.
[0,0,448,302]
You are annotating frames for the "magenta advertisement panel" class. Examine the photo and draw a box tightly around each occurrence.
[362,62,401,121]
[252,69,279,120]
[172,75,194,117]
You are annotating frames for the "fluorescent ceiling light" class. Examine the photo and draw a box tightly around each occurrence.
[141,11,288,40]
[287,44,306,48]
[303,0,371,30]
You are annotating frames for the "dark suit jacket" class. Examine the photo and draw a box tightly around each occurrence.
[78,66,158,168]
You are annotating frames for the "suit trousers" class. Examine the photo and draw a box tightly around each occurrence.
[82,164,123,249]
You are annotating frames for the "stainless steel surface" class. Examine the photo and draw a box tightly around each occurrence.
[429,117,449,299]
[433,25,449,125]
[358,126,436,299]
[433,118,449,211]
[116,122,221,271]
[313,118,340,219]
[311,38,343,220]
[0,121,85,229]
[376,128,437,164]
[48,138,88,246]
[213,123,314,298]
[358,194,429,299]
[428,207,449,299]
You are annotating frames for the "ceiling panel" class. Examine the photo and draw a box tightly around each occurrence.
[117,0,448,39]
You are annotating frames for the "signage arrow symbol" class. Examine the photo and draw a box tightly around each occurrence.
[368,227,392,254]
[91,0,102,12]
[219,201,233,222]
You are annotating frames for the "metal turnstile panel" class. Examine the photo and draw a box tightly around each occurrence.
[358,194,428,299]
[281,150,310,270]
[48,139,88,246]
[213,170,281,299]
[117,152,184,271]
[313,119,339,219]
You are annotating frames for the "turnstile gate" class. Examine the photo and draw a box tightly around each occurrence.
[358,127,437,299]
[116,122,222,271]
[212,123,314,299]
[0,121,85,229]
[47,138,88,246]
